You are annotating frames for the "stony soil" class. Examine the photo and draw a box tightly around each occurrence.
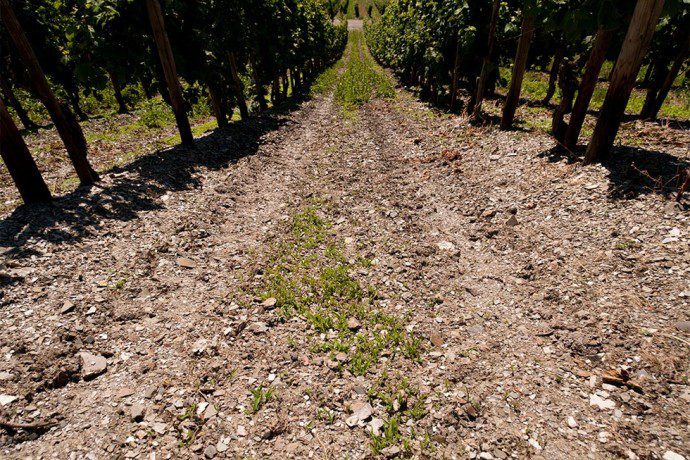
[1,38,689,460]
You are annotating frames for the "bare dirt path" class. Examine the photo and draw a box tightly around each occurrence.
[1,43,689,460]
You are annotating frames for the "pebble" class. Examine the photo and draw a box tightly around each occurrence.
[249,322,268,334]
[204,445,217,459]
[663,451,685,460]
[216,438,229,453]
[177,257,197,268]
[381,446,401,458]
[367,418,384,436]
[203,404,218,420]
[197,402,209,415]
[116,388,135,399]
[143,386,158,399]
[674,321,690,333]
[0,394,17,406]
[347,317,361,331]
[78,352,107,380]
[345,415,359,428]
[430,333,444,347]
[437,241,456,251]
[61,301,75,314]
[350,401,373,422]
[130,403,146,422]
[505,215,519,227]
[590,394,615,410]
[152,422,167,434]
[493,449,507,460]
[567,416,577,428]
[262,297,277,308]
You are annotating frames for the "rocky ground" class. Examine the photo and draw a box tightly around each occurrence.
[1,31,689,460]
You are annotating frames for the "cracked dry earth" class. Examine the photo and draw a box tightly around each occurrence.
[1,79,690,458]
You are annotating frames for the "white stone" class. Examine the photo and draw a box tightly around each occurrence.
[0,394,17,406]
[528,438,542,450]
[590,394,615,410]
[663,451,685,460]
[567,416,577,428]
[437,241,456,251]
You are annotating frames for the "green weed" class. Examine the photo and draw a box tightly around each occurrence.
[249,385,274,413]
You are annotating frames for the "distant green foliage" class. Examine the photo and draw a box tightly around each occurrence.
[2,0,347,127]
[365,0,498,99]
[365,0,689,119]
[341,0,388,19]
[334,31,394,109]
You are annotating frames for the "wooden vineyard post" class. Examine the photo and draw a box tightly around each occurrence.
[228,52,249,120]
[564,27,614,150]
[0,0,98,185]
[584,0,665,164]
[207,82,228,128]
[542,48,564,105]
[0,74,38,130]
[470,0,500,119]
[250,59,268,112]
[500,10,536,130]
[145,0,194,147]
[642,28,690,120]
[0,98,51,204]
[107,70,129,114]
[551,59,578,143]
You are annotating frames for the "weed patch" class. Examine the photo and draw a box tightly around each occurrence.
[258,205,424,379]
[335,31,395,111]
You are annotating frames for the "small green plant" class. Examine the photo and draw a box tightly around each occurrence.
[138,99,173,129]
[614,238,641,250]
[402,334,424,362]
[178,429,195,448]
[249,385,274,413]
[257,204,425,381]
[358,256,373,268]
[317,407,337,425]
[370,415,402,455]
[177,403,198,422]
[420,431,435,453]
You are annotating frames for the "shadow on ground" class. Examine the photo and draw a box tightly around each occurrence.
[0,98,306,262]
[539,144,690,203]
